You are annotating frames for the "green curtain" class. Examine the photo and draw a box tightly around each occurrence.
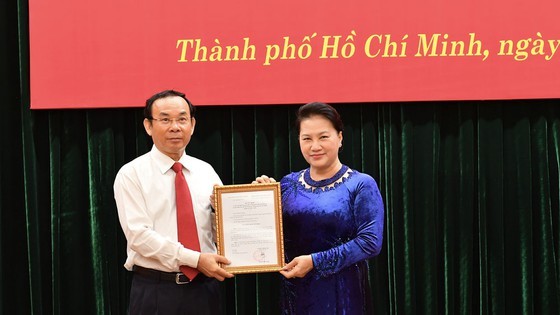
[2,0,560,314]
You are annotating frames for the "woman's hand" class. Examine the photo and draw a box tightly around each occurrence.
[252,175,276,184]
[279,255,314,279]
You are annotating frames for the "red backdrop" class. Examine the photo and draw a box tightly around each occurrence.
[29,0,560,108]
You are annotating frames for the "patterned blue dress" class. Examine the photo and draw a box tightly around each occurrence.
[280,165,384,315]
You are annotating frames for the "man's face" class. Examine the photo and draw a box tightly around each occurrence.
[143,96,196,161]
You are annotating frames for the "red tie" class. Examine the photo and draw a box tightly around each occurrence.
[172,162,200,280]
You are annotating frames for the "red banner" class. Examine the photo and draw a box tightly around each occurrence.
[29,0,560,109]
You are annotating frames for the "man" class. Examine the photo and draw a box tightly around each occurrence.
[114,90,233,314]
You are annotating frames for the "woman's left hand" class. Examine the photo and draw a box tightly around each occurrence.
[279,255,314,278]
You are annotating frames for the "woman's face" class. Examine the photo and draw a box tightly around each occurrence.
[298,115,342,172]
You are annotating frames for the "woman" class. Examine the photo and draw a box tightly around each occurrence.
[254,102,384,314]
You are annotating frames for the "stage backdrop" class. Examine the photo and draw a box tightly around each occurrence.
[29,0,560,109]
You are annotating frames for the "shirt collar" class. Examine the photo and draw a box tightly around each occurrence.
[149,145,192,174]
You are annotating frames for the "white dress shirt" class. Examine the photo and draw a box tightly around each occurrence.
[114,145,222,272]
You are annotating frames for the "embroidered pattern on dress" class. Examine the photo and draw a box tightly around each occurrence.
[281,171,310,203]
[314,237,349,278]
[298,165,354,193]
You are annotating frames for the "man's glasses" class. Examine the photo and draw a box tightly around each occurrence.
[150,116,191,126]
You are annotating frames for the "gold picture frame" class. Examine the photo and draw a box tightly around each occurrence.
[214,183,285,274]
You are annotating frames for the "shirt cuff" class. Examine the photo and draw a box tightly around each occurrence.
[179,248,201,269]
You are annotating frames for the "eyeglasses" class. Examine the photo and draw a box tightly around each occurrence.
[150,116,191,126]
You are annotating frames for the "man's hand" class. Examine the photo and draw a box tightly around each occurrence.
[279,255,313,279]
[197,253,234,281]
[252,175,276,184]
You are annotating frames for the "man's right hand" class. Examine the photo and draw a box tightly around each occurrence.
[197,253,234,281]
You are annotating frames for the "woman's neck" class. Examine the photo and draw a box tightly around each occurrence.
[309,161,343,181]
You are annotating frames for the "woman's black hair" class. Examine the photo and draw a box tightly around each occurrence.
[295,102,344,134]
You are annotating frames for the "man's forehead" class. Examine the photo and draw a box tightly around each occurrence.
[156,109,188,116]
[153,96,190,114]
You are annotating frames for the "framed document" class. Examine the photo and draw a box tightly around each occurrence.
[214,183,285,274]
